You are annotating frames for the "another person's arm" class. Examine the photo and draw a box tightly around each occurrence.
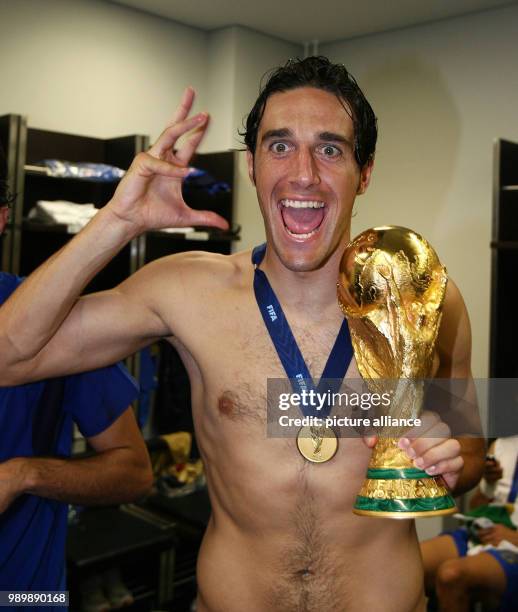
[467,439,518,546]
[0,88,228,385]
[469,441,501,508]
[0,407,152,512]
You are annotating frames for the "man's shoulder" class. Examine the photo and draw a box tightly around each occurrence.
[129,249,255,336]
[119,249,255,333]
[140,248,252,291]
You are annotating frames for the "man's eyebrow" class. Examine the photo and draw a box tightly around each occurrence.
[260,128,292,142]
[259,128,354,147]
[318,132,353,146]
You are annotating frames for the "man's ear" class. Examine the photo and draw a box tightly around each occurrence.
[0,206,9,234]
[246,149,255,185]
[357,158,374,195]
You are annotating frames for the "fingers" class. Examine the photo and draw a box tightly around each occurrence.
[127,152,228,230]
[149,113,208,160]
[175,119,210,165]
[409,437,461,470]
[397,408,463,480]
[421,454,464,478]
[399,437,462,476]
[362,435,378,449]
[167,86,195,127]
[399,434,463,477]
[177,208,230,231]
[132,152,191,179]
[441,470,460,491]
[150,87,208,164]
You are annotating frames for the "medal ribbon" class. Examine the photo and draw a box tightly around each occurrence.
[252,243,353,418]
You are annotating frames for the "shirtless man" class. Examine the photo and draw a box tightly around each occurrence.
[0,57,484,611]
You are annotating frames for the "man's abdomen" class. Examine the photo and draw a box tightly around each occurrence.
[195,512,425,612]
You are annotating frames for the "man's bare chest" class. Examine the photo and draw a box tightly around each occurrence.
[180,300,350,431]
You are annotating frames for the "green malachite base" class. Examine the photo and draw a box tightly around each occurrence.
[355,493,456,513]
[353,468,457,518]
[353,494,457,519]
[366,467,430,480]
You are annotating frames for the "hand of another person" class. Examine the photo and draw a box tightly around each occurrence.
[397,410,463,491]
[0,458,26,514]
[108,87,229,234]
[483,457,503,483]
[478,524,518,546]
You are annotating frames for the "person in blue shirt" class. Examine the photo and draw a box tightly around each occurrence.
[0,185,153,599]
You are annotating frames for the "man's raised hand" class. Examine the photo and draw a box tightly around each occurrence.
[108,87,229,235]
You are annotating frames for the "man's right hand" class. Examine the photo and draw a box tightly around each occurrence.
[0,88,229,384]
[108,87,229,235]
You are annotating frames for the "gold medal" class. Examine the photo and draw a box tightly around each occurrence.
[296,426,338,463]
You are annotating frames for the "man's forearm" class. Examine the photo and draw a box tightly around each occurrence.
[451,437,485,496]
[0,206,137,366]
[11,448,152,506]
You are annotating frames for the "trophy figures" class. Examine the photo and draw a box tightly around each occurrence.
[337,226,457,518]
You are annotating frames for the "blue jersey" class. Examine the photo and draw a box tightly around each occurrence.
[0,273,138,605]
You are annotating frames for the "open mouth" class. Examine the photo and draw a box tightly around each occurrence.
[279,199,326,239]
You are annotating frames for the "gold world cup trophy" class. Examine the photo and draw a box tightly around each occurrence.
[337,226,457,518]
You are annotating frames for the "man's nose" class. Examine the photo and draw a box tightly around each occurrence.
[289,148,321,188]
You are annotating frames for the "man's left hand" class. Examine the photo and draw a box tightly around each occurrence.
[397,410,463,490]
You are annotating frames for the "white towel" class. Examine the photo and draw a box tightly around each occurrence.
[29,200,99,233]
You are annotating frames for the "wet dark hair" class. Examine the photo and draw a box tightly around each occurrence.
[241,56,377,168]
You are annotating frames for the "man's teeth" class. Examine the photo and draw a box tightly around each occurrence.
[279,199,325,238]
[286,228,317,239]
[281,199,324,209]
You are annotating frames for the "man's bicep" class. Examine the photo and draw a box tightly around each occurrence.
[10,284,167,382]
[6,251,213,383]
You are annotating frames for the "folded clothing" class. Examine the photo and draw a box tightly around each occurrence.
[183,168,230,195]
[28,200,98,233]
[38,160,125,181]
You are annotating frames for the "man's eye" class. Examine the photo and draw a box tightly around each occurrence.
[319,144,341,158]
[271,142,289,153]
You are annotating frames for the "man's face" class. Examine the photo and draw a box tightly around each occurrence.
[0,206,9,235]
[248,86,372,273]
